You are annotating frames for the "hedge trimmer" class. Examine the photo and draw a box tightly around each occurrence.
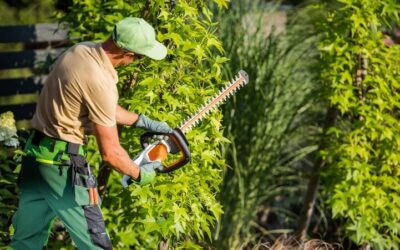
[122,70,249,187]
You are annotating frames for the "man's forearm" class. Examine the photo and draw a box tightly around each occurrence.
[93,123,140,179]
[116,105,139,126]
[102,144,140,179]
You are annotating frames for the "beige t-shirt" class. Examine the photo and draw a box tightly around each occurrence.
[31,42,118,144]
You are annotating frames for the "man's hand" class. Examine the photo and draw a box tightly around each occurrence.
[134,114,173,133]
[136,161,162,185]
[121,161,161,187]
[115,105,172,133]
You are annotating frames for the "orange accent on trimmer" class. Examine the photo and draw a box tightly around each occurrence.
[147,143,168,162]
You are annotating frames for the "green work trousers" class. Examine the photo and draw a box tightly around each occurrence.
[10,155,112,250]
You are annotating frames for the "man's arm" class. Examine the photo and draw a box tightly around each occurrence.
[116,105,139,126]
[93,122,139,179]
[116,105,173,133]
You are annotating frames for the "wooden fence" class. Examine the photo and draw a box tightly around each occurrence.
[0,23,70,128]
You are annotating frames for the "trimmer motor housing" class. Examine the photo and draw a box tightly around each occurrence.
[139,128,191,173]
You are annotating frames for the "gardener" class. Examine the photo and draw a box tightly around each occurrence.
[11,17,171,250]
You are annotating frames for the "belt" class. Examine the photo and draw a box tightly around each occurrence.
[25,130,86,165]
[25,130,98,205]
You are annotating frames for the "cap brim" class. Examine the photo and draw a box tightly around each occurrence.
[139,41,167,60]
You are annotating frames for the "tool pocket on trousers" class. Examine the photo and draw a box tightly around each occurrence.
[83,205,113,250]
[73,173,99,206]
[74,183,90,206]
[70,155,93,206]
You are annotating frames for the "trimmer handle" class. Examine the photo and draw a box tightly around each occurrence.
[121,128,191,187]
[140,128,191,173]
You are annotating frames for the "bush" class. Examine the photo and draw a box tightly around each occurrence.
[57,0,230,248]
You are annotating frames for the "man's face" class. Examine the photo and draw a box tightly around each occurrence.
[119,51,144,66]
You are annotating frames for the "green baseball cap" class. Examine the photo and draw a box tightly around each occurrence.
[112,17,167,60]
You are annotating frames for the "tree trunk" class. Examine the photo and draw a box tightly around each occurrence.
[158,238,168,250]
[293,106,338,242]
[360,243,371,250]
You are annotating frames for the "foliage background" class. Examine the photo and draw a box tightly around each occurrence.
[214,0,326,248]
[1,0,400,249]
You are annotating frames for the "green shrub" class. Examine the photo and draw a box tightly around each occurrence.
[57,0,229,248]
[317,0,400,248]
[0,112,20,246]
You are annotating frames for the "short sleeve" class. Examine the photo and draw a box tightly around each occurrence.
[81,78,118,127]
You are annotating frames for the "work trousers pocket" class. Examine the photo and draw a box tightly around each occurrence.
[70,155,97,206]
[74,174,99,206]
[83,205,113,250]
[74,184,90,206]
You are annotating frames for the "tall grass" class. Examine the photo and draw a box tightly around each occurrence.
[213,1,324,248]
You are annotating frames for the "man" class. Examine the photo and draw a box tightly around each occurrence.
[11,17,171,249]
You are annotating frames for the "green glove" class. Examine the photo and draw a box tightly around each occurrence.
[136,162,161,185]
[135,114,173,133]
